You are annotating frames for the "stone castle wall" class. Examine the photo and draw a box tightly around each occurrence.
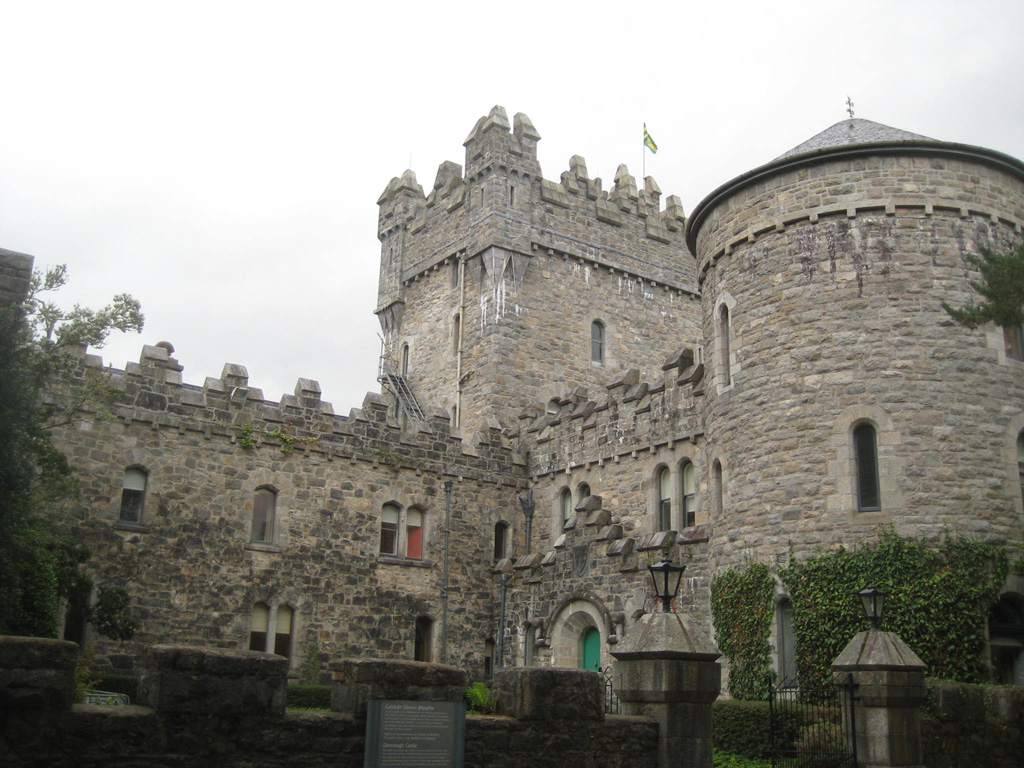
[376,106,700,435]
[50,344,526,677]
[0,247,33,304]
[692,150,1024,573]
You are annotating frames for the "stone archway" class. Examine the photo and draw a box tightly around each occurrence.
[547,596,611,669]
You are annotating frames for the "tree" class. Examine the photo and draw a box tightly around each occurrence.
[0,265,143,639]
[942,241,1024,328]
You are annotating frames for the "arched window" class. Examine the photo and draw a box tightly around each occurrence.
[718,304,732,385]
[853,423,880,512]
[406,508,423,559]
[380,504,400,555]
[777,599,797,686]
[119,468,147,524]
[578,482,591,502]
[452,314,461,353]
[494,521,509,560]
[249,602,270,651]
[712,460,723,519]
[681,462,696,528]
[559,488,572,528]
[591,321,605,364]
[401,343,410,376]
[451,404,459,428]
[546,399,560,417]
[414,616,433,662]
[657,467,672,530]
[579,626,600,670]
[274,605,293,658]
[251,488,276,543]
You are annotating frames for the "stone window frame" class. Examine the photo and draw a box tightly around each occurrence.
[414,615,434,662]
[654,464,672,532]
[248,600,296,660]
[379,501,431,565]
[555,486,573,535]
[714,292,737,391]
[118,466,148,526]
[406,506,425,560]
[828,406,904,519]
[711,458,725,522]
[590,319,606,365]
[853,422,881,513]
[1005,416,1024,519]
[680,459,698,529]
[250,486,278,545]
[773,596,797,687]
[494,520,510,560]
[1003,324,1024,362]
[401,342,410,376]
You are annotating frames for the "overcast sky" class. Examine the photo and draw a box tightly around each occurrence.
[2,1,1022,413]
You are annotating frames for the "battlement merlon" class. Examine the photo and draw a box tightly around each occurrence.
[375,106,695,293]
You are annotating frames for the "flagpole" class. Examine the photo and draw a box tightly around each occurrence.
[642,122,646,181]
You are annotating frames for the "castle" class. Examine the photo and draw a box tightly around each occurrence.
[14,105,1024,684]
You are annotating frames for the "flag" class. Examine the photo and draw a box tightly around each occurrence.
[644,123,658,154]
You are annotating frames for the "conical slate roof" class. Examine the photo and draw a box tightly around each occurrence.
[775,118,934,160]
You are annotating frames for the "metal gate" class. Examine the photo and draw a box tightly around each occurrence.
[769,674,856,768]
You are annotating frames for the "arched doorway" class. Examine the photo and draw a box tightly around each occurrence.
[580,626,601,670]
[414,616,433,662]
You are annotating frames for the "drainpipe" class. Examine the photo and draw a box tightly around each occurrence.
[455,256,465,427]
[518,489,535,555]
[442,480,452,664]
[497,572,509,669]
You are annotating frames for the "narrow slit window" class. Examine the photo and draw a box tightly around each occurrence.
[251,488,276,543]
[682,462,696,528]
[719,304,731,385]
[854,423,880,512]
[559,488,572,528]
[494,521,509,560]
[119,468,147,524]
[591,321,605,364]
[657,467,672,531]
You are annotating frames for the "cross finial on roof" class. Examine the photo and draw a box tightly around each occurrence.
[846,96,855,119]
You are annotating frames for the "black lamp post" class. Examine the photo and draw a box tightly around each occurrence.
[648,557,686,612]
[859,584,887,630]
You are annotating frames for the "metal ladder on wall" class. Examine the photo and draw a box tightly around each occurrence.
[377,341,425,422]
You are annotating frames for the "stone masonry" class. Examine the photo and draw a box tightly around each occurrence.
[9,107,1024,690]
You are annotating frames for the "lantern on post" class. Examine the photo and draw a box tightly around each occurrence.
[647,557,686,612]
[859,584,887,630]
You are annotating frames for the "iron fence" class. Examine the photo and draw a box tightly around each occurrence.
[769,674,856,768]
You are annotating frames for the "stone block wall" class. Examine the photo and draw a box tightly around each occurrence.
[0,247,33,305]
[50,346,526,678]
[0,638,658,768]
[691,148,1024,573]
[376,106,701,436]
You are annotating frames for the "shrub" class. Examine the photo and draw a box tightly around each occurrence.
[713,700,802,759]
[287,683,331,710]
[465,682,497,715]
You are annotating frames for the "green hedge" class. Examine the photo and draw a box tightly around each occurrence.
[712,700,802,759]
[287,683,331,710]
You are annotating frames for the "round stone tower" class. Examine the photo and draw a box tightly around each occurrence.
[686,118,1024,570]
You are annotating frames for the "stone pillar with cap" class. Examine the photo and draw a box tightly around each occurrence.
[832,628,927,768]
[610,610,721,768]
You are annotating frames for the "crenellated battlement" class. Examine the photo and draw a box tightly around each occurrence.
[61,343,525,484]
[516,346,705,480]
[375,106,695,321]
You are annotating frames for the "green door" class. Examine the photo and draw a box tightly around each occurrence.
[580,626,600,670]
